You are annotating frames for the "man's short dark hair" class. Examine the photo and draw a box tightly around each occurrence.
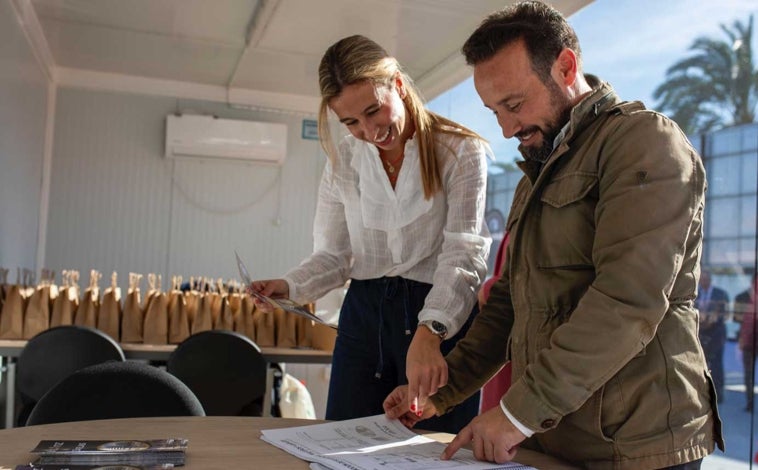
[462,0,581,83]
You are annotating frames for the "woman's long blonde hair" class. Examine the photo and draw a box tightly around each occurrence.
[317,35,485,199]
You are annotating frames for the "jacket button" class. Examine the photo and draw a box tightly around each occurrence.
[541,419,555,428]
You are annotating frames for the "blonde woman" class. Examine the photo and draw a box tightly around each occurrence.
[252,35,490,433]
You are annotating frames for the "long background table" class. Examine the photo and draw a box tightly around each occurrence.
[0,339,333,428]
[0,416,580,469]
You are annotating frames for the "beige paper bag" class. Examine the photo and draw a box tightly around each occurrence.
[275,309,298,348]
[253,308,276,347]
[121,272,144,343]
[191,284,213,334]
[143,290,169,345]
[0,283,25,339]
[74,270,101,328]
[215,293,235,331]
[50,270,79,328]
[23,275,54,339]
[98,272,121,341]
[237,294,256,341]
[167,276,190,344]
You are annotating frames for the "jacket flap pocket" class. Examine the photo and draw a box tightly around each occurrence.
[540,173,597,208]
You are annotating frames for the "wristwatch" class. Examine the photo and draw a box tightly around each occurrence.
[419,320,448,339]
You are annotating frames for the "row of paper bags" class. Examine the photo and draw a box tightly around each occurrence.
[0,269,321,348]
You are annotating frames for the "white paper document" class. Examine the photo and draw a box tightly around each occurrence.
[260,414,535,470]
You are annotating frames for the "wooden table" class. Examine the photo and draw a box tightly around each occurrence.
[0,416,580,469]
[0,339,332,428]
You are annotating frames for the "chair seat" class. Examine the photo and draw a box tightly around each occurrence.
[26,361,205,426]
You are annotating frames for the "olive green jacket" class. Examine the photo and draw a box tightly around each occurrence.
[431,80,724,469]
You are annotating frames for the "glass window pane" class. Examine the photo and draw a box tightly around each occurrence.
[709,156,742,196]
[708,197,741,237]
[739,238,757,266]
[711,128,742,156]
[707,239,741,265]
[742,151,758,194]
[741,196,757,238]
[742,125,758,151]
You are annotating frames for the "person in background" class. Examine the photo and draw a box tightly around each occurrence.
[736,273,758,412]
[384,1,723,468]
[251,35,491,433]
[696,270,729,403]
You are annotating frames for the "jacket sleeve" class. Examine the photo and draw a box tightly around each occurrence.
[430,267,514,414]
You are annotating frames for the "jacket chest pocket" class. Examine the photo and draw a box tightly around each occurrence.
[535,172,597,270]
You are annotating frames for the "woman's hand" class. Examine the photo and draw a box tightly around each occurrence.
[383,385,437,428]
[406,327,448,416]
[249,279,289,313]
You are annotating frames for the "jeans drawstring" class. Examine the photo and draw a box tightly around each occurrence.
[374,277,413,379]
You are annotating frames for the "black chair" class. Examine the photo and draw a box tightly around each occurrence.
[25,360,206,426]
[16,325,126,426]
[166,330,268,416]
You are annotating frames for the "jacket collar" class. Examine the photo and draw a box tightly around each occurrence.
[516,76,619,182]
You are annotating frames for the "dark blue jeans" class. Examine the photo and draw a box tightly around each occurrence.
[325,277,480,434]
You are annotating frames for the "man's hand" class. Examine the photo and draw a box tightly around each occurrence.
[442,406,526,463]
[406,327,447,415]
[383,385,436,428]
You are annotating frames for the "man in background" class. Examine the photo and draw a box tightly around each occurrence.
[697,270,729,403]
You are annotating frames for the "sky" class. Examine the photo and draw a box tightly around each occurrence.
[427,0,758,165]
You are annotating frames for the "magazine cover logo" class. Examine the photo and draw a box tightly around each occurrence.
[96,440,151,452]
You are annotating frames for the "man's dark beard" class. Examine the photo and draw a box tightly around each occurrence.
[518,81,573,163]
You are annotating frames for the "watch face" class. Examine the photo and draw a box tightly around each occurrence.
[431,321,447,335]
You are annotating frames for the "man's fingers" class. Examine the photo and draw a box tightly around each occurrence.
[442,426,472,460]
[494,445,518,464]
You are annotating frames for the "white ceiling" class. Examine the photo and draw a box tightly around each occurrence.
[26,0,592,113]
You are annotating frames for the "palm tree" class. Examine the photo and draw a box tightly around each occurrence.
[653,15,757,135]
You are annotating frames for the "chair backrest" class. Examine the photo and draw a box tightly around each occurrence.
[17,325,126,403]
[166,330,268,416]
[25,361,206,426]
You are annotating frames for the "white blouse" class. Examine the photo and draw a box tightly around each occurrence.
[284,131,491,337]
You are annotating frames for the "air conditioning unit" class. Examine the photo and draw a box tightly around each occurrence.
[165,115,287,164]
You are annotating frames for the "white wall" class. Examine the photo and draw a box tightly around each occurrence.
[45,88,324,292]
[0,0,49,277]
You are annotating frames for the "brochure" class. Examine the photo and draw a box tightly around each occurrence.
[261,414,535,470]
[234,250,336,329]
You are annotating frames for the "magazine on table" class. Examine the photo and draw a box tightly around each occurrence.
[261,414,535,470]
[28,438,187,466]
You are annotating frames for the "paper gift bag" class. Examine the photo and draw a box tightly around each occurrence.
[0,268,8,313]
[74,270,101,328]
[275,308,298,348]
[237,294,256,340]
[23,272,55,339]
[167,276,190,344]
[121,272,144,343]
[143,290,168,345]
[209,282,223,328]
[98,272,121,341]
[253,308,276,347]
[215,292,235,331]
[51,270,79,328]
[191,285,213,334]
[183,277,199,331]
[0,283,26,339]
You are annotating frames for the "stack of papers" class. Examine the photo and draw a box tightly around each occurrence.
[261,414,535,470]
[17,438,188,469]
